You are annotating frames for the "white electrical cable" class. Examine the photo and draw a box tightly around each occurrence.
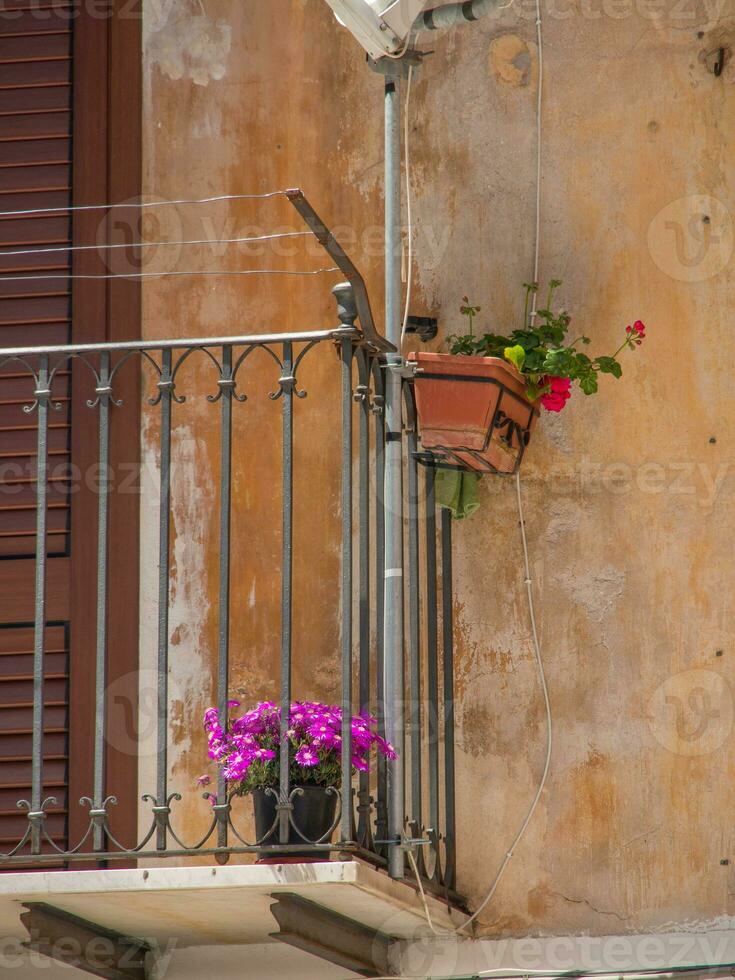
[406,847,444,937]
[0,190,288,220]
[405,470,552,939]
[528,0,543,325]
[382,33,414,59]
[0,267,340,283]
[0,231,313,259]
[404,0,549,938]
[400,63,415,345]
[455,470,552,934]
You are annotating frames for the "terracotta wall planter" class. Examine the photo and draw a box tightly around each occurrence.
[408,351,539,475]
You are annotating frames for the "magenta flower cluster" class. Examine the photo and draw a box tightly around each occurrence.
[203,700,397,792]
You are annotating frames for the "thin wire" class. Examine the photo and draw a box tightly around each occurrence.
[400,62,415,345]
[382,31,413,60]
[335,969,735,980]
[0,267,340,283]
[0,190,288,220]
[454,470,552,935]
[528,0,543,325]
[406,848,444,937]
[405,0,549,935]
[0,231,313,259]
[404,474,552,939]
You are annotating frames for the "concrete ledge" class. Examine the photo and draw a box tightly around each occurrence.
[0,860,461,948]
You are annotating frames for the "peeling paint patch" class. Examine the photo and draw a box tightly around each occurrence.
[545,498,582,544]
[167,423,215,763]
[488,35,533,87]
[148,10,232,87]
[558,564,626,624]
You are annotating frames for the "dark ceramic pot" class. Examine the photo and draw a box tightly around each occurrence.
[252,785,338,863]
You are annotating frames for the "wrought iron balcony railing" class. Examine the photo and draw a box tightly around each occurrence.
[0,292,459,901]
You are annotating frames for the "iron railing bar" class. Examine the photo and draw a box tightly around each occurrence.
[155,349,173,850]
[356,349,371,846]
[407,426,422,834]
[216,345,233,852]
[339,336,354,844]
[0,328,357,360]
[372,358,387,851]
[279,341,294,844]
[441,507,456,891]
[92,351,110,852]
[29,352,49,854]
[425,465,440,852]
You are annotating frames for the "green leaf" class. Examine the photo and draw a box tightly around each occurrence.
[509,330,541,351]
[504,345,526,373]
[596,356,623,379]
[542,348,575,376]
[579,374,599,395]
[447,334,476,356]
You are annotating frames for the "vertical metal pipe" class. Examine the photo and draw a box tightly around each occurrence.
[217,346,233,850]
[441,507,456,890]
[425,466,440,847]
[340,337,354,845]
[155,348,173,850]
[357,350,371,845]
[279,342,294,844]
[30,354,50,854]
[383,70,405,878]
[93,351,111,852]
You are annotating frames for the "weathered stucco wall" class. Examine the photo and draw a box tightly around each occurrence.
[140,0,735,938]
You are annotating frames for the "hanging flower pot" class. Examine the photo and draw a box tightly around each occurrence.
[409,350,539,475]
[409,284,647,477]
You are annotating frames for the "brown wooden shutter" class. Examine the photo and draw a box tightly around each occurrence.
[0,0,141,870]
[0,0,74,864]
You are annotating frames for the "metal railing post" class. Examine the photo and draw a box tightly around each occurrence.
[29,354,50,855]
[278,341,295,844]
[92,352,112,851]
[216,345,234,853]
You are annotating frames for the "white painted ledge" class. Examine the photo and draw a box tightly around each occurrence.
[0,859,461,947]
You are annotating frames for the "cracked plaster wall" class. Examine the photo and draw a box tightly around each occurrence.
[139,0,735,937]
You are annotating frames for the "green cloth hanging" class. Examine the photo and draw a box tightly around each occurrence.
[434,469,481,520]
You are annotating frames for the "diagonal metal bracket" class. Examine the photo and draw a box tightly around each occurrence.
[285,188,394,355]
[269,892,398,977]
[20,903,151,980]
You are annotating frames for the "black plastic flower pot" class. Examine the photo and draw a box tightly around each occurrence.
[252,785,338,864]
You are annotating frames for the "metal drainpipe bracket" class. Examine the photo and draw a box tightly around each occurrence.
[374,833,433,849]
[384,359,419,379]
[368,48,426,79]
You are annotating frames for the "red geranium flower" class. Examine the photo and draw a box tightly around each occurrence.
[540,376,572,413]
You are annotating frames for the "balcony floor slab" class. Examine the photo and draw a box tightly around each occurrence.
[0,859,461,949]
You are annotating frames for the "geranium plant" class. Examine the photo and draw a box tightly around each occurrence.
[447,281,646,412]
[202,700,397,794]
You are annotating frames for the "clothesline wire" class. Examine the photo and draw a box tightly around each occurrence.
[0,190,289,220]
[0,267,340,283]
[0,230,314,259]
